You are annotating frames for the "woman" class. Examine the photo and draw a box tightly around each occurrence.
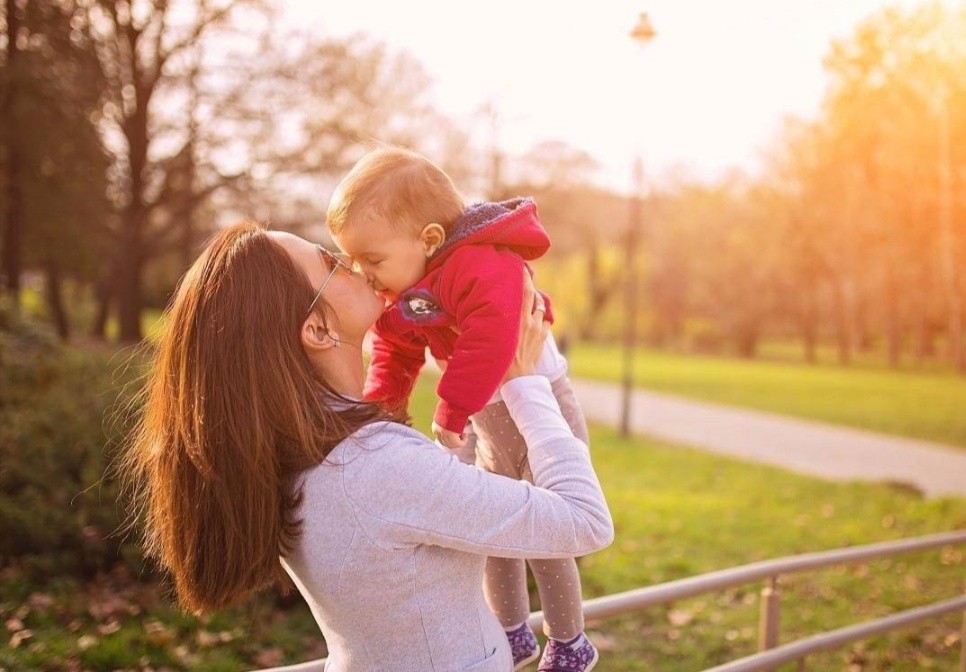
[124,221,612,671]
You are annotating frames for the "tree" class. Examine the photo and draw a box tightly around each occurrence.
[221,32,471,237]
[821,1,966,370]
[1,0,110,338]
[1,0,24,309]
[74,0,278,342]
[509,141,631,341]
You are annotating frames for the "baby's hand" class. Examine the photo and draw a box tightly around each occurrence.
[432,422,468,450]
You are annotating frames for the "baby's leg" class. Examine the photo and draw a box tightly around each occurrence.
[474,376,593,640]
[473,401,532,629]
[549,374,590,446]
[528,557,584,640]
[528,375,591,640]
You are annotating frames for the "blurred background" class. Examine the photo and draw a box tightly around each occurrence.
[1,1,964,671]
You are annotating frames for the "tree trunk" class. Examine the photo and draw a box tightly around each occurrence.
[912,265,930,366]
[91,274,112,339]
[578,243,618,342]
[937,96,965,373]
[116,242,142,342]
[913,312,927,366]
[44,259,70,341]
[2,0,24,309]
[578,249,598,341]
[885,266,901,368]
[854,293,873,352]
[799,284,818,365]
[92,288,110,339]
[832,278,853,366]
[117,80,151,343]
[736,324,759,359]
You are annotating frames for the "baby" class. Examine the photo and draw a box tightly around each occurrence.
[326,146,601,672]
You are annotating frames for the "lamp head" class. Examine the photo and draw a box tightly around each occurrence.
[630,12,656,43]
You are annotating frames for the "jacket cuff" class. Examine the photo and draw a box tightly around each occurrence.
[434,400,472,434]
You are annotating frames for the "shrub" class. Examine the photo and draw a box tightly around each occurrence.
[0,307,148,580]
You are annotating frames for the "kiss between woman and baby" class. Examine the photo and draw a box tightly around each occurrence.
[124,145,615,671]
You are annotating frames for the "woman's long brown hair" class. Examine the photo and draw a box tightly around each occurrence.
[122,221,390,615]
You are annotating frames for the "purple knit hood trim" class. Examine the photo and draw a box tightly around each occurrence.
[431,197,532,260]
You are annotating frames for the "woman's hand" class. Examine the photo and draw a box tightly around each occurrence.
[504,270,550,382]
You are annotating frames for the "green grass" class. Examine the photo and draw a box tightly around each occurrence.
[2,376,963,671]
[0,574,326,672]
[567,342,966,448]
[408,380,966,672]
[572,425,965,671]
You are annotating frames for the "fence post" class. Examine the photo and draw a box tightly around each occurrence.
[759,575,781,652]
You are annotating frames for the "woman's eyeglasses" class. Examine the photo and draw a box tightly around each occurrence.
[305,245,353,318]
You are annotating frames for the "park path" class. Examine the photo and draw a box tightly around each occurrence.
[571,378,966,498]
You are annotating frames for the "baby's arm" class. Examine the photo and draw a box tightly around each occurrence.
[363,315,427,417]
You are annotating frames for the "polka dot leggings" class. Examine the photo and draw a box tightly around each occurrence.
[471,376,591,641]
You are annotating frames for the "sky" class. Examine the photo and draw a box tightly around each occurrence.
[282,0,924,191]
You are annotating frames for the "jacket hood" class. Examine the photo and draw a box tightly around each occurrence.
[428,197,550,270]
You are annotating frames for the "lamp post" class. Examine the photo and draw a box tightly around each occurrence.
[619,12,656,437]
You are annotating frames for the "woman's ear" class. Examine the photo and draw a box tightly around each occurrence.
[300,313,341,354]
[420,223,446,257]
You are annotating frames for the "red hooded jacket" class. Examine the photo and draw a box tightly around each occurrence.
[363,198,555,433]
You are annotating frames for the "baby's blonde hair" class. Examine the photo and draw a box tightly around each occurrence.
[326,146,465,236]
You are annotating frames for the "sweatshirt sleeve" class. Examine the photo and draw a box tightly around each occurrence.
[431,246,526,433]
[345,376,613,558]
[362,315,427,415]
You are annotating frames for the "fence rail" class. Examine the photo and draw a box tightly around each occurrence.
[526,529,966,672]
[703,595,966,672]
[256,530,966,672]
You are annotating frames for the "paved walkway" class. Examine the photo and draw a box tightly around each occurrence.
[572,379,966,498]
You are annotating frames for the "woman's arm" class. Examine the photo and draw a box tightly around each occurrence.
[344,380,612,559]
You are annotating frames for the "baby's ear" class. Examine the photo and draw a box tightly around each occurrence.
[420,223,446,256]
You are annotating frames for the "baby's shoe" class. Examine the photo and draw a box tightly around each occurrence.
[537,632,598,672]
[505,622,540,670]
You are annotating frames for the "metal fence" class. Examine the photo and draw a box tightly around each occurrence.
[256,530,966,672]
[526,529,966,671]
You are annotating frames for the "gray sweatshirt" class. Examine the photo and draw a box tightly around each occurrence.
[280,376,614,672]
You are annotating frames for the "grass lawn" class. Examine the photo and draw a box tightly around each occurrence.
[2,377,963,671]
[408,380,966,672]
[566,342,966,449]
[571,424,965,671]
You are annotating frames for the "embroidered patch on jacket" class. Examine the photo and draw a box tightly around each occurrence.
[398,289,447,324]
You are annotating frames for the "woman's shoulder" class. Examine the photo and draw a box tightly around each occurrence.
[341,420,428,453]
[334,421,465,500]
[297,421,438,495]
[318,421,440,471]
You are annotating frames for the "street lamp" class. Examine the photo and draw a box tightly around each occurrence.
[619,12,656,437]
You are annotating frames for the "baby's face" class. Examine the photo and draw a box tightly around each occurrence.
[332,218,429,302]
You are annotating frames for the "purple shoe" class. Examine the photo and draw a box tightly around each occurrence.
[506,622,540,670]
[537,633,599,672]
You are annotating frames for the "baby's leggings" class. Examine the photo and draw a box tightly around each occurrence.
[471,375,591,641]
